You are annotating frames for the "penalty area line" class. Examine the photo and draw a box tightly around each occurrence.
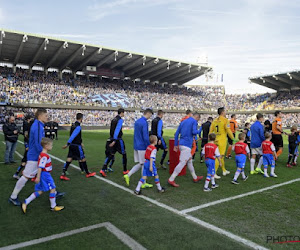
[0,222,146,250]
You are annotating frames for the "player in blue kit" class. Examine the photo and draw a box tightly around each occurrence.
[134,135,165,195]
[22,138,64,213]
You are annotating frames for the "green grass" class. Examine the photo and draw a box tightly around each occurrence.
[0,129,298,249]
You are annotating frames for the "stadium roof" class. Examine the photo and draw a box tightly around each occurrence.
[0,29,212,85]
[249,70,300,91]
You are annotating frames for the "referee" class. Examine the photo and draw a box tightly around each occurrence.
[151,110,168,169]
[100,108,128,177]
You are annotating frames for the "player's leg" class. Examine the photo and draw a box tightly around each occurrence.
[49,188,64,211]
[263,155,270,177]
[22,190,43,214]
[60,157,72,180]
[124,150,144,186]
[276,135,283,158]
[159,138,168,169]
[10,161,38,205]
[108,155,115,172]
[270,156,277,177]
[226,136,233,159]
[100,152,114,177]
[187,157,203,182]
[168,146,190,186]
[119,139,128,174]
[135,176,147,194]
[14,149,27,179]
[79,159,96,178]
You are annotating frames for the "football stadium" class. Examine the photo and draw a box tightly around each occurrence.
[1,2,300,250]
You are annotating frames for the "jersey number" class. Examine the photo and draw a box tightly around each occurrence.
[216,125,219,133]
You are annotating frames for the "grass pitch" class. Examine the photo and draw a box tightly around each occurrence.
[0,129,299,249]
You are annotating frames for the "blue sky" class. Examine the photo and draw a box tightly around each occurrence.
[1,0,300,94]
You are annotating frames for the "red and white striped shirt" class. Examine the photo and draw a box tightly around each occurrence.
[38,152,52,172]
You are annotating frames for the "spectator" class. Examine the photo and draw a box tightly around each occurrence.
[3,116,19,164]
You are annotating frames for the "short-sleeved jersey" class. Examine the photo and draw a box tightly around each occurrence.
[233,142,250,155]
[209,116,234,140]
[202,142,220,160]
[38,152,52,172]
[272,118,282,135]
[262,140,276,154]
[230,119,238,133]
[145,145,157,160]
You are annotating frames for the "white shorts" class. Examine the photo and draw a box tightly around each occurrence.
[179,146,192,162]
[134,150,146,164]
[251,147,262,155]
[22,161,38,178]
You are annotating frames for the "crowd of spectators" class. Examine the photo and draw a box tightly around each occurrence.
[1,65,300,119]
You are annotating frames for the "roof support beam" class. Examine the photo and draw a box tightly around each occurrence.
[250,79,279,90]
[45,41,68,69]
[289,73,300,81]
[172,68,202,83]
[133,60,169,78]
[96,51,115,68]
[159,64,192,82]
[14,35,28,65]
[29,38,49,68]
[74,48,101,72]
[0,31,5,57]
[127,58,157,76]
[122,56,145,71]
[145,62,177,80]
[110,53,132,69]
[276,76,297,87]
[59,45,84,71]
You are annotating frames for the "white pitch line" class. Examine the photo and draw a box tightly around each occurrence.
[5,137,268,250]
[0,222,146,250]
[181,178,300,214]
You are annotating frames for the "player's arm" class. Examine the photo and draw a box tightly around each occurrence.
[225,121,234,140]
[157,120,163,141]
[246,145,251,160]
[174,123,182,151]
[63,126,81,149]
[149,149,157,172]
[197,126,202,141]
[215,147,222,167]
[35,156,47,183]
[113,119,123,140]
[209,121,215,134]
[296,134,300,145]
[259,126,265,142]
[143,122,150,146]
[271,143,277,160]
[192,120,198,136]
[32,124,43,153]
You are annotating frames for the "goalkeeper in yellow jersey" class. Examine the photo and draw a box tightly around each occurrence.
[209,107,234,179]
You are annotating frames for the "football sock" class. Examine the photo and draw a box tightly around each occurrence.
[109,156,115,168]
[204,176,211,188]
[122,153,127,171]
[294,156,298,163]
[25,191,40,205]
[128,164,142,177]
[250,158,255,172]
[211,176,215,185]
[11,176,28,199]
[264,166,268,175]
[288,154,293,164]
[241,169,246,178]
[233,169,241,181]
[271,165,275,175]
[220,158,226,172]
[257,156,263,169]
[187,160,197,179]
[155,178,162,191]
[226,146,232,157]
[15,164,25,175]
[160,150,168,165]
[102,156,113,170]
[136,178,145,192]
[276,149,283,158]
[63,161,71,174]
[49,193,56,208]
[80,161,89,174]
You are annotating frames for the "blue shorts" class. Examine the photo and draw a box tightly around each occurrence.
[35,171,56,192]
[143,159,158,177]
[205,158,215,175]
[235,154,247,168]
[263,154,275,167]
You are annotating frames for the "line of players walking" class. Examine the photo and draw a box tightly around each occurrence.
[8,107,300,212]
